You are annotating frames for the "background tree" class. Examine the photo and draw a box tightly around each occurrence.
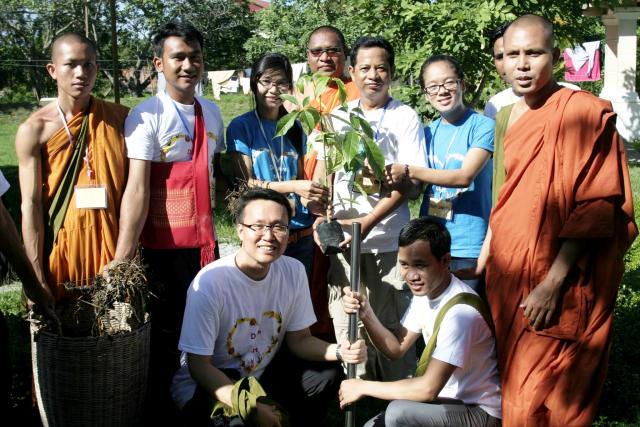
[245,0,605,118]
[0,0,256,100]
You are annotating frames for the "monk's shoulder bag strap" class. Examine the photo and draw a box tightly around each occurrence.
[45,110,91,255]
[415,292,495,377]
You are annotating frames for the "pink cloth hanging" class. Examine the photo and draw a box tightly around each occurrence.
[564,42,601,82]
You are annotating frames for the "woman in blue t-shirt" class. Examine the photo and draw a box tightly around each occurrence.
[385,55,495,290]
[227,53,328,276]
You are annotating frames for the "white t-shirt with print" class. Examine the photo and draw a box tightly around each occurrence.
[171,253,317,409]
[0,170,9,197]
[330,98,428,254]
[124,90,225,177]
[402,276,502,419]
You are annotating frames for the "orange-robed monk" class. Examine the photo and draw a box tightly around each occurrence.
[477,15,637,426]
[15,33,129,300]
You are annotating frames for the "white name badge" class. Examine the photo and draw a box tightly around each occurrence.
[75,185,108,209]
[429,198,453,220]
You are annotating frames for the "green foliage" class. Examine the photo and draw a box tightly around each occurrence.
[277,73,386,188]
[245,0,608,118]
[243,0,360,64]
[0,0,255,100]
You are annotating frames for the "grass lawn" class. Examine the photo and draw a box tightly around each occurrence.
[1,95,640,426]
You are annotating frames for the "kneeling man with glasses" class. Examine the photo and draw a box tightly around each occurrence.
[172,188,366,426]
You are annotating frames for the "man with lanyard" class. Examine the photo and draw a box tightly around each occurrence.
[15,33,129,301]
[316,36,428,381]
[115,21,224,421]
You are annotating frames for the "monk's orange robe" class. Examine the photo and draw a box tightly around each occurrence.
[43,97,129,299]
[486,88,637,426]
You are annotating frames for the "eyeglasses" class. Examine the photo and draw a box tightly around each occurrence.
[307,47,343,57]
[423,80,460,96]
[241,223,289,236]
[257,79,291,91]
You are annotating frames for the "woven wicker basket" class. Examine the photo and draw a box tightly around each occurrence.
[31,322,151,427]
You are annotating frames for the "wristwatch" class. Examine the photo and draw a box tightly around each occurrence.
[335,343,343,362]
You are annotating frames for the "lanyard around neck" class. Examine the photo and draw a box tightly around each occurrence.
[429,119,461,170]
[56,102,76,146]
[358,97,392,142]
[171,100,195,141]
[57,101,94,181]
[254,109,284,182]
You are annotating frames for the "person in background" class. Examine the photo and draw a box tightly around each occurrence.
[227,52,328,278]
[385,55,494,291]
[484,22,521,120]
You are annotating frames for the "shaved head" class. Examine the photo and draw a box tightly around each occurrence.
[51,33,98,61]
[505,14,554,50]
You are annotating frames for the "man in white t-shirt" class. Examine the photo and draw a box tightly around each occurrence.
[484,22,521,120]
[340,217,502,427]
[316,36,428,382]
[172,188,366,426]
[484,23,580,120]
[114,21,224,421]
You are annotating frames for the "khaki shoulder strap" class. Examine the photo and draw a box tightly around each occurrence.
[415,292,494,377]
[45,112,90,255]
[491,104,514,207]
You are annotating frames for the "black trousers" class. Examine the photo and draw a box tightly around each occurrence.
[142,246,217,425]
[182,344,344,427]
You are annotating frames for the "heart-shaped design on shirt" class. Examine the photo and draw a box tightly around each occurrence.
[226,310,283,374]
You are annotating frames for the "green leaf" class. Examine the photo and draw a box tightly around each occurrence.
[280,94,300,107]
[299,110,316,134]
[364,138,386,180]
[349,114,360,130]
[359,119,375,140]
[314,75,331,99]
[343,131,362,169]
[296,74,311,94]
[327,148,344,175]
[333,78,348,106]
[308,108,321,128]
[276,111,300,137]
[302,96,311,107]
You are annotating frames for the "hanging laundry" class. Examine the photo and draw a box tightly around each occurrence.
[564,41,601,82]
[240,77,251,95]
[207,70,236,100]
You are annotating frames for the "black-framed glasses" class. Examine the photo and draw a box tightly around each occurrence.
[257,79,291,91]
[241,223,289,236]
[307,47,343,57]
[423,79,460,96]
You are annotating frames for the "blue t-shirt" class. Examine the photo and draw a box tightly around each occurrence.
[226,111,312,229]
[419,109,495,258]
